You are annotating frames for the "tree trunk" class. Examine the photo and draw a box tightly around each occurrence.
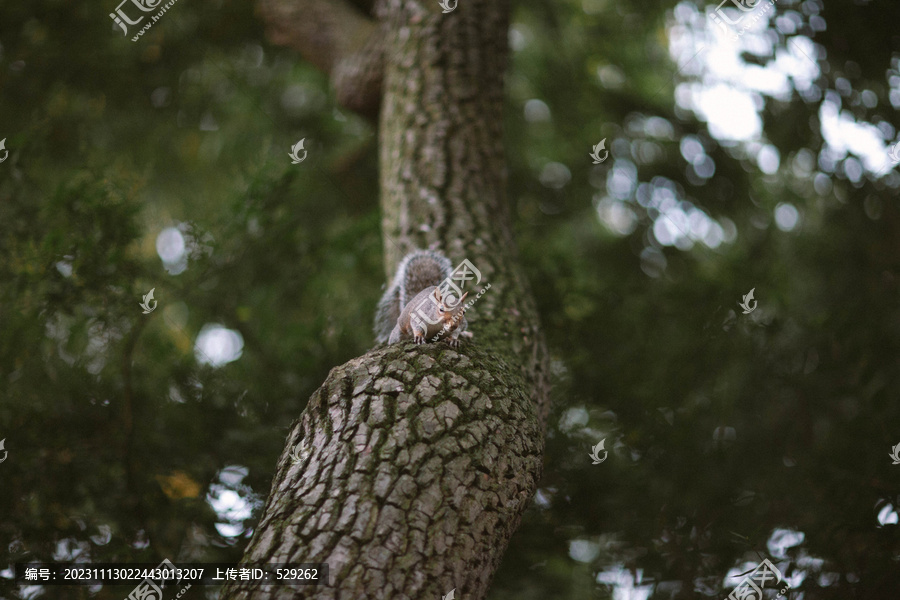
[221,1,549,598]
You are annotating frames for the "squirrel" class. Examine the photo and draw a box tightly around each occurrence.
[374,250,470,348]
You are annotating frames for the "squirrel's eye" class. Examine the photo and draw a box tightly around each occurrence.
[439,307,445,312]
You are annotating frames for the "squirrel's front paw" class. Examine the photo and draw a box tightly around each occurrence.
[446,337,460,348]
[414,334,425,344]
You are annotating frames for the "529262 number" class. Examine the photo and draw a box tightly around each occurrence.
[275,568,318,581]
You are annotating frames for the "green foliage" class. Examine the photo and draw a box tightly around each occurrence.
[1,0,899,598]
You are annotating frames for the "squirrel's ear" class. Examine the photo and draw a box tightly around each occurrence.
[459,292,469,305]
[433,288,443,302]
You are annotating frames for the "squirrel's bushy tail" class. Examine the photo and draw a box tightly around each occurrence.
[373,249,453,343]
[373,286,401,344]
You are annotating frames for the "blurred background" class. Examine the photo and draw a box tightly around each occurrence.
[2,0,900,598]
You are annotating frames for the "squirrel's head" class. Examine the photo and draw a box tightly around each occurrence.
[433,288,468,321]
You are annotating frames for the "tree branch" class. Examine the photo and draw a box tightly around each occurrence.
[223,1,550,598]
[257,0,384,117]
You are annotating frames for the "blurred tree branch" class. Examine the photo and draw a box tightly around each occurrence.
[257,0,384,117]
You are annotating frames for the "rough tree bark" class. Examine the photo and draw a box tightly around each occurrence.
[221,0,549,598]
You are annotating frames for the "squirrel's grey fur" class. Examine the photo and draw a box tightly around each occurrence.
[373,249,454,344]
